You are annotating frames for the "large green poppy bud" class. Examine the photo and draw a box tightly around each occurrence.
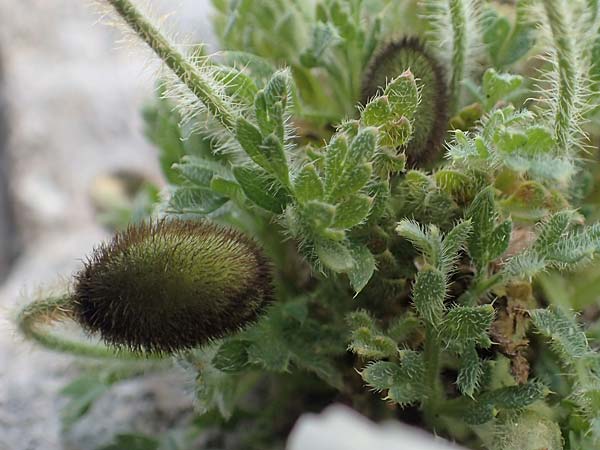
[362,37,448,167]
[73,219,272,353]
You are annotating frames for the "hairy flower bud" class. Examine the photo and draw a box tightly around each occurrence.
[362,37,448,167]
[73,219,272,353]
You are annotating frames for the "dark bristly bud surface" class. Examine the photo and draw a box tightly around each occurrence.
[73,219,272,353]
[362,37,448,167]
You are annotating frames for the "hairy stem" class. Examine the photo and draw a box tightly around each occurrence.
[448,0,467,114]
[106,0,236,130]
[457,272,503,306]
[422,323,442,427]
[18,295,159,359]
[541,0,579,154]
[588,0,600,32]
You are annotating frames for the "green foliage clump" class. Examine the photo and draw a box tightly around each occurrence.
[16,0,600,449]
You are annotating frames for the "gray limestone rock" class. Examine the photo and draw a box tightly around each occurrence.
[0,1,213,449]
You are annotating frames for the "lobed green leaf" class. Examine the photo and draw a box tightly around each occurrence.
[440,305,495,349]
[530,307,590,365]
[232,166,290,213]
[412,266,446,325]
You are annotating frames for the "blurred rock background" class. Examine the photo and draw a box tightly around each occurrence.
[0,44,19,283]
[287,405,464,450]
[0,1,213,449]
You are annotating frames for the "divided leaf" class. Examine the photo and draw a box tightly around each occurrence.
[461,381,548,425]
[440,220,472,274]
[233,166,290,213]
[466,187,511,271]
[534,210,577,257]
[412,266,446,325]
[324,134,349,194]
[440,305,495,349]
[314,239,354,273]
[347,127,378,164]
[333,194,372,229]
[483,381,548,409]
[502,250,546,280]
[384,70,419,120]
[334,163,373,199]
[168,187,228,215]
[396,220,433,259]
[482,68,523,108]
[457,346,484,397]
[172,161,213,186]
[247,332,292,372]
[487,219,512,261]
[260,134,290,187]
[531,307,590,365]
[347,244,376,294]
[294,164,324,203]
[324,129,376,201]
[236,117,270,170]
[360,352,425,407]
[213,65,259,104]
[300,22,340,67]
[193,349,241,419]
[347,310,398,360]
[361,96,393,127]
[348,326,398,360]
[213,339,251,373]
[303,200,336,231]
[255,70,291,140]
[361,361,403,391]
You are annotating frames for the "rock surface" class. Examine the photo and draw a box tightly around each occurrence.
[0,1,213,449]
[0,46,20,282]
[287,405,465,450]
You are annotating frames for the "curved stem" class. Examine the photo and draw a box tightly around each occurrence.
[457,272,503,306]
[448,0,467,115]
[106,0,236,131]
[422,323,442,428]
[17,295,162,360]
[587,0,600,36]
[541,0,579,154]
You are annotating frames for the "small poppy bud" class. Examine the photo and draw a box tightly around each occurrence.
[362,37,448,167]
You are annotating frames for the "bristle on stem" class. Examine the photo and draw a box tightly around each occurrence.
[17,295,154,359]
[105,0,236,130]
[541,0,584,155]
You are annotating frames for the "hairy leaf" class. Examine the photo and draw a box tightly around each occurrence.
[361,361,403,391]
[482,68,523,108]
[233,166,290,213]
[167,187,228,215]
[440,305,495,349]
[349,326,398,360]
[294,164,324,203]
[484,381,548,409]
[412,266,446,325]
[457,346,484,397]
[260,134,290,187]
[213,339,251,373]
[314,239,354,272]
[333,194,372,229]
[384,71,419,120]
[531,308,590,364]
[347,244,376,294]
[236,117,270,169]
